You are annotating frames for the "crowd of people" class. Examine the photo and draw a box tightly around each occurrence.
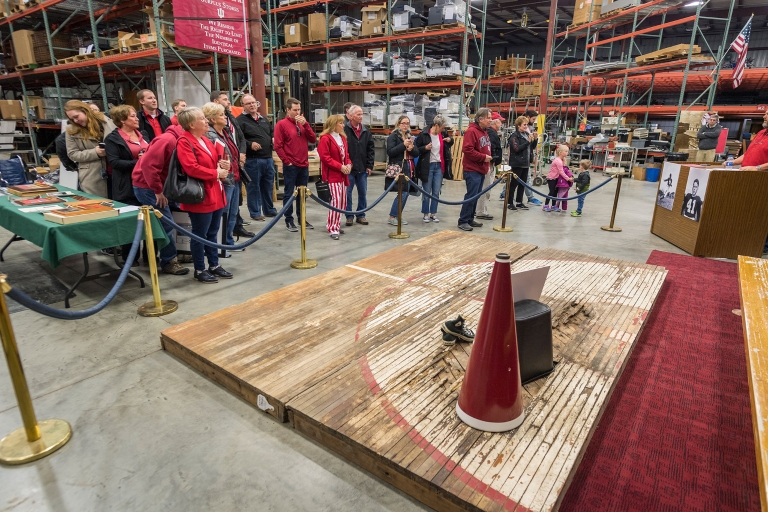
[56,90,607,284]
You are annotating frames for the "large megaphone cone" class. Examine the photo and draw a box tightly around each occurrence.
[456,252,525,432]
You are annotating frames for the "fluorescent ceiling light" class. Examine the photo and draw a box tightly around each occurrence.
[684,1,702,6]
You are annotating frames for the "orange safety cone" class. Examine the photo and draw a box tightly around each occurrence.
[456,252,525,432]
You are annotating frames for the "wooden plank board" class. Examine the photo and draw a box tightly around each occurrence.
[451,135,465,180]
[288,246,666,512]
[738,255,768,512]
[162,231,537,421]
[162,233,666,511]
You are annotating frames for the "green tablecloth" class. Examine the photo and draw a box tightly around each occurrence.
[0,185,169,268]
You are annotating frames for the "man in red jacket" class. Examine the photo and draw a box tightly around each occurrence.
[274,97,317,232]
[131,124,189,275]
[458,108,493,231]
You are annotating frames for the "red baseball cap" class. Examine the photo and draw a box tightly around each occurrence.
[491,112,506,121]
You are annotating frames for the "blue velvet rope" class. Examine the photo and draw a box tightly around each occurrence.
[5,217,143,320]
[308,177,397,214]
[159,195,295,250]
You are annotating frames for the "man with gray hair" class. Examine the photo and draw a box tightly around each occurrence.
[476,112,504,220]
[458,108,493,231]
[343,104,375,226]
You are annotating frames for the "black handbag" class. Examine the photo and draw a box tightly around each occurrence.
[315,178,332,203]
[163,148,205,204]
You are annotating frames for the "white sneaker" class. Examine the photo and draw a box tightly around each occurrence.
[431,216,440,223]
[423,215,431,223]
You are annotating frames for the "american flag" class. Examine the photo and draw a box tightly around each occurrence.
[731,17,752,89]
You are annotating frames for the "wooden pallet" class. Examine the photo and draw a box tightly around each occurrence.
[73,53,95,62]
[329,36,356,43]
[636,44,701,65]
[425,22,464,31]
[358,33,385,39]
[162,232,666,512]
[450,134,464,179]
[14,63,37,71]
[600,6,628,18]
[282,42,301,48]
[301,40,323,46]
[100,48,120,57]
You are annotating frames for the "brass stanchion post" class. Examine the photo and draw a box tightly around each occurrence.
[494,171,514,233]
[291,187,318,269]
[0,275,71,465]
[138,207,178,317]
[389,174,409,239]
[601,174,623,232]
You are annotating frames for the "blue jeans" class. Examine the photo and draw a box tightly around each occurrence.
[389,191,409,218]
[458,171,483,225]
[188,208,223,272]
[421,162,442,215]
[223,182,240,245]
[283,165,309,223]
[346,172,368,220]
[133,186,177,267]
[243,157,277,217]
[577,195,585,213]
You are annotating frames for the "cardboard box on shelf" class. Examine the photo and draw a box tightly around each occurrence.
[361,5,387,36]
[117,32,140,51]
[142,4,175,42]
[284,23,308,45]
[308,13,336,41]
[11,30,36,66]
[0,100,24,120]
[24,96,45,118]
[572,0,602,26]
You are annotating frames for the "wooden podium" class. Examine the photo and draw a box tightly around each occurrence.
[651,163,768,259]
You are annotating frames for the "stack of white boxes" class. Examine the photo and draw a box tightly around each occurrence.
[392,6,416,31]
[330,52,365,82]
[362,92,386,127]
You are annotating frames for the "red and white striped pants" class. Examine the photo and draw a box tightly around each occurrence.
[327,182,347,234]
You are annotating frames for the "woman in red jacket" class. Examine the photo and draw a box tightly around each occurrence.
[175,107,232,284]
[317,115,351,240]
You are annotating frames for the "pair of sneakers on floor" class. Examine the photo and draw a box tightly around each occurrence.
[422,214,440,223]
[286,219,313,233]
[194,265,233,284]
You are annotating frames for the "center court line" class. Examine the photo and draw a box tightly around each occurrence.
[345,265,407,282]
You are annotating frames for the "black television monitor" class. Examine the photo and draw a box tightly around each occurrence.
[647,132,661,141]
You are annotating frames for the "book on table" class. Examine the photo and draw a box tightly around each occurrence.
[7,183,59,196]
[42,201,118,224]
[12,196,65,206]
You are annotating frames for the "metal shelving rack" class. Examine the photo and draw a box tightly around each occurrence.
[482,0,742,139]
[0,0,247,164]
[261,0,487,132]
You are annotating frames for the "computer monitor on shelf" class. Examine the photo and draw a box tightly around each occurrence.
[647,132,661,141]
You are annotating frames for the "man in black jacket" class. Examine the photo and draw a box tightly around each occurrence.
[55,132,77,172]
[136,89,171,143]
[476,112,503,220]
[237,93,278,221]
[343,105,375,226]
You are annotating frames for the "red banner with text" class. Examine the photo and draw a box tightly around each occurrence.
[173,0,247,58]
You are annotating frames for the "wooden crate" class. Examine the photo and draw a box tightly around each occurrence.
[635,44,700,65]
[450,134,464,180]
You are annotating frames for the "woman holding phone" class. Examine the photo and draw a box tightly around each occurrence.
[176,107,231,284]
[202,102,242,248]
[64,100,116,197]
[385,115,419,225]
[104,104,150,266]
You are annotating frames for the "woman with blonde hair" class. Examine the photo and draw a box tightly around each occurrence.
[317,114,352,240]
[385,115,419,225]
[202,102,242,248]
[65,99,116,197]
[176,107,230,284]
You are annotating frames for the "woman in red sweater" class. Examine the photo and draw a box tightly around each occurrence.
[176,107,231,284]
[317,115,351,240]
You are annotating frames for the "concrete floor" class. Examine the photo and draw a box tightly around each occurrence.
[0,175,689,511]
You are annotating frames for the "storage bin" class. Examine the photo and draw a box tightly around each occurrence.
[645,167,661,182]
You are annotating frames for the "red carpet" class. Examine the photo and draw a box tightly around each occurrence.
[561,250,760,512]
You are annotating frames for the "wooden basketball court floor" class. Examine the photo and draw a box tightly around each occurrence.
[161,231,667,512]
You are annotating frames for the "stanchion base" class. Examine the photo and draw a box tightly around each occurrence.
[388,232,410,239]
[0,419,71,465]
[493,226,513,232]
[138,300,178,317]
[601,226,622,232]
[291,259,318,269]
